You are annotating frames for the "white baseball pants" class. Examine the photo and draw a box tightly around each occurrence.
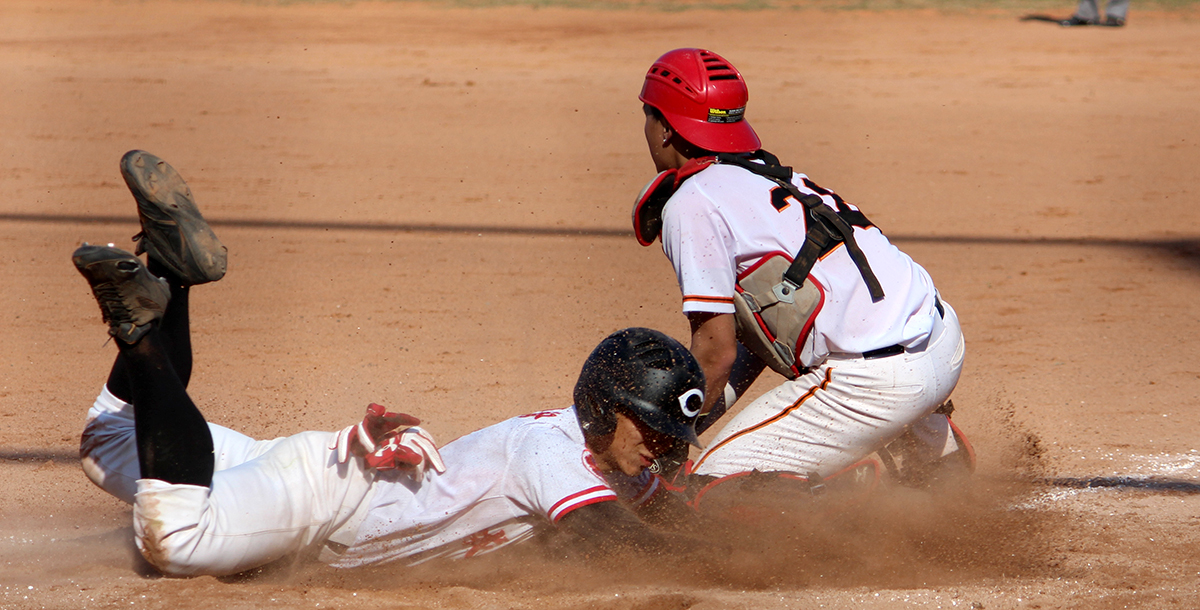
[693,301,965,478]
[80,388,374,576]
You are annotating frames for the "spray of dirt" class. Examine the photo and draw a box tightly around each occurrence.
[280,422,1064,599]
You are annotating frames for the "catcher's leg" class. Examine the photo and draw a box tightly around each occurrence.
[685,366,912,480]
[878,400,977,488]
[686,458,882,522]
[692,300,964,480]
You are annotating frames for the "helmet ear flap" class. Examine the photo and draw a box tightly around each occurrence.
[576,393,616,438]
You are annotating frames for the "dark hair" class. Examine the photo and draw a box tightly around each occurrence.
[642,103,717,158]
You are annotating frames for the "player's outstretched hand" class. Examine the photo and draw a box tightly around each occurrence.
[333,403,446,475]
[364,426,447,474]
[359,402,421,442]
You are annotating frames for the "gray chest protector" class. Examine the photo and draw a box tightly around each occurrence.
[732,253,824,380]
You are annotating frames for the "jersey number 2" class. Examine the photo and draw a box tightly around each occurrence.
[770,187,796,212]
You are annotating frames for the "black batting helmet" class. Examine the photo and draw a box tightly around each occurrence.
[574,328,705,447]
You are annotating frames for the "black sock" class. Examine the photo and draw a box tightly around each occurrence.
[117,325,213,486]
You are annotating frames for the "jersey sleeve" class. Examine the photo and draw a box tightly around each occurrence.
[661,182,738,315]
[508,427,618,523]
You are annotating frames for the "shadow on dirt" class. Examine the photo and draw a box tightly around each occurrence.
[1047,476,1200,494]
[0,449,80,464]
[6,212,1200,271]
[889,234,1200,276]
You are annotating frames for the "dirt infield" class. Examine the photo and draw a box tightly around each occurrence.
[3,0,1200,607]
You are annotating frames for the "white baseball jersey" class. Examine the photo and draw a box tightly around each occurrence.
[660,162,941,367]
[333,407,656,567]
[82,391,659,575]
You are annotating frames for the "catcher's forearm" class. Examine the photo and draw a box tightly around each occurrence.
[687,312,738,418]
[697,343,766,435]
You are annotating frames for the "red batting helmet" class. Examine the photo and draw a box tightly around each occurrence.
[639,48,761,154]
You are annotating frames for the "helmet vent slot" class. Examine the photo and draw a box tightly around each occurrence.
[703,58,738,81]
[632,341,674,370]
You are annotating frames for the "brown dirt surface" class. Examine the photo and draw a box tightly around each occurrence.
[3,0,1200,607]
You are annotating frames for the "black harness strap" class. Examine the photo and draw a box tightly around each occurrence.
[716,151,886,303]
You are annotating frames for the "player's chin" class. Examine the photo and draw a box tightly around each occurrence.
[619,457,649,477]
[627,455,654,476]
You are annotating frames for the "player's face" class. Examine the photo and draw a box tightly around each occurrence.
[644,110,681,173]
[592,411,677,477]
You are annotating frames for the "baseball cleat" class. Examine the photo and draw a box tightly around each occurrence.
[944,415,977,474]
[878,404,977,490]
[120,150,227,286]
[73,243,170,344]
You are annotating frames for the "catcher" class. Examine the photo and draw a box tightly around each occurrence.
[631,49,975,501]
[76,151,707,576]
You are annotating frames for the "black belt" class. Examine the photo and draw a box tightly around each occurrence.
[862,344,905,359]
[861,296,944,360]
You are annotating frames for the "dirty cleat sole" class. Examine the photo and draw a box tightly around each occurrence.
[73,243,170,344]
[120,150,227,286]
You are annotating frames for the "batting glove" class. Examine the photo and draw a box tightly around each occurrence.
[333,403,447,475]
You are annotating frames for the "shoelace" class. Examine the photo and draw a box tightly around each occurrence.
[90,281,135,326]
[131,232,148,256]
